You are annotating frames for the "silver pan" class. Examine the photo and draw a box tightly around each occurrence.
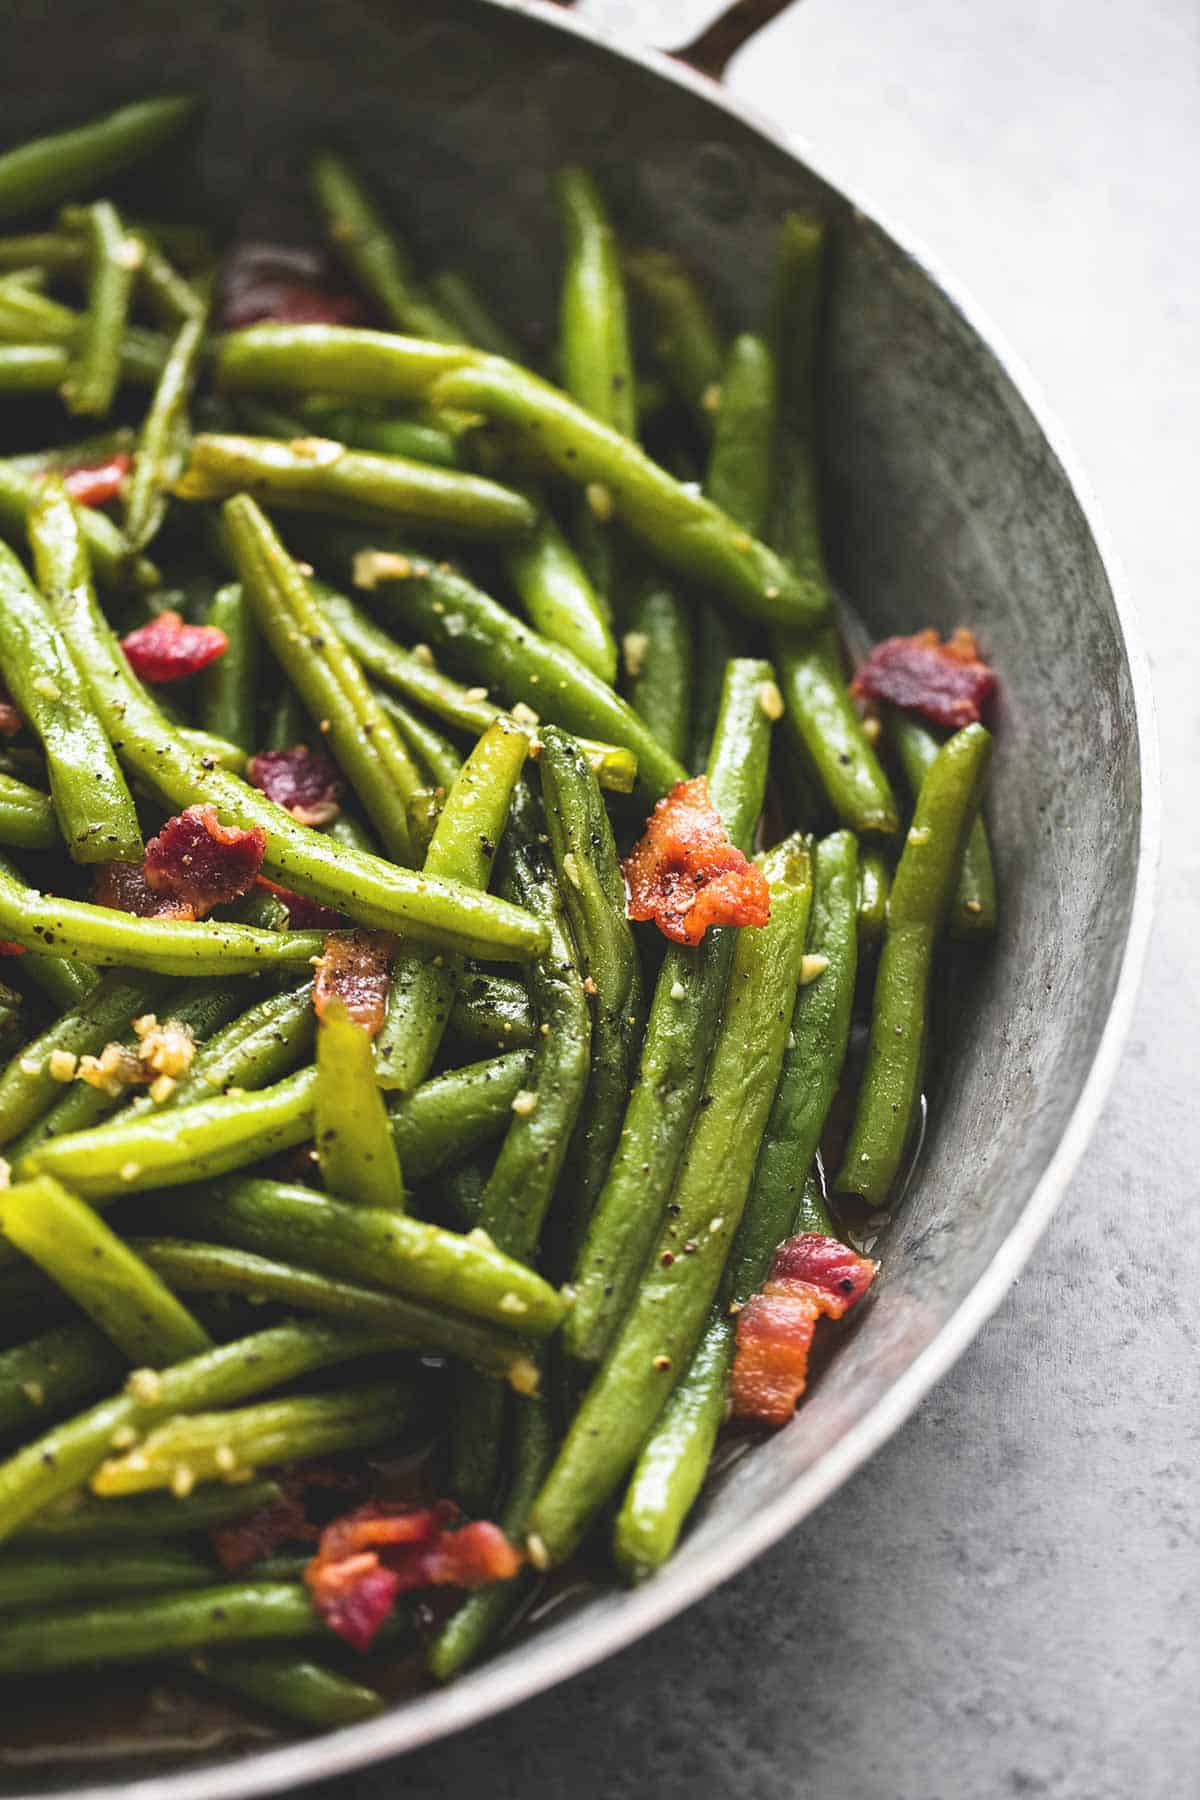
[0,2,1157,1794]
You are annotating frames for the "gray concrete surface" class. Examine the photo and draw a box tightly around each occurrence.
[312,3,1199,1794]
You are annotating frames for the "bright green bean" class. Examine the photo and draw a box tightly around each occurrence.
[215,322,477,405]
[0,968,166,1147]
[0,343,68,391]
[430,268,523,361]
[62,201,138,417]
[774,628,899,837]
[16,1480,282,1542]
[889,708,997,935]
[621,574,695,769]
[0,457,155,590]
[704,333,777,538]
[376,689,463,791]
[623,247,724,428]
[310,151,461,341]
[194,1650,384,1727]
[297,397,461,467]
[857,843,891,947]
[202,582,259,751]
[0,770,57,850]
[316,998,406,1208]
[0,97,196,225]
[556,167,637,437]
[123,305,206,549]
[0,1321,124,1439]
[503,500,617,684]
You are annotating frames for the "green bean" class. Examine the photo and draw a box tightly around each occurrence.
[0,1176,210,1364]
[310,151,461,341]
[0,279,171,390]
[774,629,899,837]
[0,233,86,275]
[0,457,155,591]
[130,232,204,328]
[193,1650,384,1727]
[503,500,617,684]
[28,483,547,958]
[0,968,166,1147]
[0,1322,124,1439]
[376,689,462,791]
[391,1050,534,1177]
[688,603,737,773]
[62,201,138,417]
[93,1377,420,1495]
[0,343,68,391]
[705,333,777,537]
[0,1582,330,1674]
[201,582,258,752]
[128,1239,538,1388]
[226,496,426,862]
[767,213,826,587]
[123,306,206,549]
[0,1542,214,1611]
[564,657,776,1364]
[157,980,314,1110]
[178,433,537,541]
[0,770,57,850]
[621,574,695,768]
[428,1382,553,1679]
[5,430,136,479]
[215,323,477,404]
[363,551,682,801]
[430,269,523,361]
[178,724,248,773]
[376,720,528,1094]
[17,1481,281,1543]
[888,708,997,934]
[297,398,461,467]
[405,785,441,861]
[0,864,324,977]
[857,843,891,947]
[162,1178,568,1338]
[432,359,825,631]
[529,837,812,1563]
[0,535,141,862]
[316,998,406,1208]
[311,579,637,793]
[624,247,724,429]
[448,972,534,1054]
[0,1318,404,1540]
[16,945,98,1010]
[21,1066,318,1196]
[434,1154,489,1232]
[836,723,992,1204]
[792,1165,835,1237]
[0,97,196,225]
[265,681,308,752]
[556,167,637,437]
[539,726,644,1245]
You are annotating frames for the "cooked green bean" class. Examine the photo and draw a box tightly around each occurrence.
[0,1318,405,1540]
[130,232,203,329]
[0,1542,215,1612]
[27,483,548,958]
[62,201,139,417]
[432,359,825,631]
[705,333,777,538]
[194,1649,384,1727]
[0,233,87,275]
[774,628,899,837]
[0,279,170,390]
[297,397,461,467]
[4,428,135,478]
[215,322,477,404]
[0,344,69,391]
[430,269,523,361]
[621,573,695,768]
[0,1176,210,1365]
[93,1378,420,1494]
[0,1322,124,1439]
[376,720,527,1094]
[376,689,463,791]
[154,981,314,1110]
[310,151,461,342]
[0,97,196,225]
[265,681,308,752]
[0,770,57,850]
[624,247,724,428]
[391,1050,534,1177]
[316,998,406,1209]
[161,1179,568,1338]
[889,708,997,935]
[16,1480,282,1543]
[556,167,637,438]
[0,533,141,862]
[128,1239,538,1388]
[0,456,155,591]
[503,500,618,684]
[178,433,537,540]
[564,657,776,1364]
[362,551,682,801]
[857,843,891,947]
[123,306,206,549]
[201,582,258,751]
[448,972,534,1054]
[836,724,992,1204]
[539,726,644,1247]
[529,837,812,1564]
[688,602,737,773]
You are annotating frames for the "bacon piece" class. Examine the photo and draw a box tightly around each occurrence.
[850,628,996,730]
[256,876,344,932]
[121,611,228,684]
[60,452,133,509]
[92,859,196,920]
[730,1233,878,1427]
[0,942,25,957]
[209,1464,362,1572]
[623,775,770,946]
[143,805,266,912]
[312,930,394,1037]
[0,687,23,738]
[220,241,364,330]
[247,747,343,827]
[306,1500,523,1652]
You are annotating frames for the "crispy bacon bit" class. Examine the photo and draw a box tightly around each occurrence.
[211,1489,317,1573]
[730,1233,878,1427]
[256,876,344,931]
[313,930,394,1037]
[121,611,228,684]
[220,241,364,330]
[850,628,996,730]
[306,1500,523,1652]
[60,452,133,509]
[623,775,770,946]
[92,860,196,920]
[0,942,24,957]
[247,747,343,827]
[143,806,266,912]
[0,688,23,738]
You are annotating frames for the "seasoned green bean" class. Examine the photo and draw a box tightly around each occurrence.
[123,306,206,549]
[429,269,523,361]
[774,628,899,838]
[621,574,695,769]
[0,344,69,392]
[0,456,155,591]
[156,981,314,1110]
[857,843,891,947]
[0,1542,215,1612]
[16,1480,282,1543]
[836,724,992,1205]
[390,1050,534,1177]
[556,167,637,437]
[889,708,997,935]
[316,998,406,1208]
[310,151,461,342]
[0,531,141,861]
[448,972,534,1054]
[201,582,259,752]
[0,770,57,850]
[503,501,617,684]
[704,333,777,538]
[689,602,738,773]
[297,398,460,467]
[194,1650,384,1727]
[375,689,463,791]
[0,97,196,225]
[624,247,724,428]
[63,201,138,418]
[215,322,477,404]
[0,1321,124,1439]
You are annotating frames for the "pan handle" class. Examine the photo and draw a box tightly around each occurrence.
[548,1,800,82]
